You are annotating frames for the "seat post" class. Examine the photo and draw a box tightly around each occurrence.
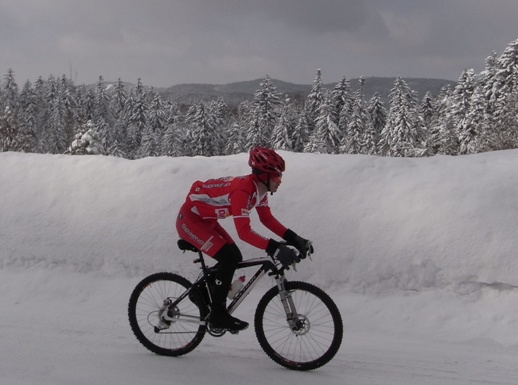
[195,250,211,274]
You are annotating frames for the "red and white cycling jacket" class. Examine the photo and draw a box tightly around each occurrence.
[184,174,287,250]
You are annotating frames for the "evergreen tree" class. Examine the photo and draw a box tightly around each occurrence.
[225,100,251,155]
[108,80,130,157]
[1,69,20,112]
[419,92,435,130]
[139,93,167,158]
[272,97,296,150]
[247,76,281,147]
[430,86,459,155]
[110,78,128,120]
[379,76,422,157]
[208,98,228,155]
[161,101,185,157]
[17,80,39,152]
[0,70,21,151]
[44,76,68,153]
[330,76,353,126]
[93,76,114,149]
[67,120,105,155]
[32,77,48,153]
[458,83,497,154]
[341,77,372,154]
[291,114,310,152]
[491,40,518,149]
[449,69,477,154]
[368,93,386,155]
[305,94,341,153]
[304,69,325,134]
[125,79,148,158]
[224,122,248,155]
[185,100,217,156]
[0,106,19,151]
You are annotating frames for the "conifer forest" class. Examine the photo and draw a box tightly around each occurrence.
[1,39,518,158]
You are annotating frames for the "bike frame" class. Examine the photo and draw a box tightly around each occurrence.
[166,251,300,330]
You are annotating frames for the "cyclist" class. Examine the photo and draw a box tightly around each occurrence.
[176,146,313,331]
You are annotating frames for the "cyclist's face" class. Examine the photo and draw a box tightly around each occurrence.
[269,173,282,192]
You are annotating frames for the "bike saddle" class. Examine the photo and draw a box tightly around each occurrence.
[177,239,200,253]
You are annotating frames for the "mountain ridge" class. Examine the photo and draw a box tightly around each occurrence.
[99,77,455,106]
[157,76,454,106]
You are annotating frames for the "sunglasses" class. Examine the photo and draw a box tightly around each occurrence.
[270,173,282,183]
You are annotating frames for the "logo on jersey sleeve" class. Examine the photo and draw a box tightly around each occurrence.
[216,208,230,218]
[241,208,251,217]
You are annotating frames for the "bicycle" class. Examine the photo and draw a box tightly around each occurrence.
[128,239,343,371]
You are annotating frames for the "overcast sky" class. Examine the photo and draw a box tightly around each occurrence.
[1,0,518,87]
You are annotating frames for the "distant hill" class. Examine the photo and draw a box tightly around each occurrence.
[97,77,454,107]
[155,77,454,106]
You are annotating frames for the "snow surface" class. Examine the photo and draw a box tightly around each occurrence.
[1,150,518,384]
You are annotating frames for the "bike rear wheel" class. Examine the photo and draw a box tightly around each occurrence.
[128,272,208,357]
[254,281,343,371]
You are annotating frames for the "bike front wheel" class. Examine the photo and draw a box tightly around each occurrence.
[254,281,343,371]
[128,272,208,357]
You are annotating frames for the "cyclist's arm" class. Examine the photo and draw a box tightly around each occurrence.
[230,190,270,250]
[255,204,287,238]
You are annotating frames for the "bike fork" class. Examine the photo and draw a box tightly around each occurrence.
[275,277,299,330]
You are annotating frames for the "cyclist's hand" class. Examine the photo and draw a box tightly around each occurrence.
[284,230,314,259]
[266,240,300,269]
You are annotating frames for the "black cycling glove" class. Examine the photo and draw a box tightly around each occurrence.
[266,239,300,269]
[283,229,314,259]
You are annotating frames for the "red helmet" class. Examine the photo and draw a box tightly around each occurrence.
[248,146,285,173]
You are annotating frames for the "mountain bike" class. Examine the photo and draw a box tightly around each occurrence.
[128,240,343,371]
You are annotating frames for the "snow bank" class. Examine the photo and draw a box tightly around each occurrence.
[1,150,517,296]
[2,150,518,347]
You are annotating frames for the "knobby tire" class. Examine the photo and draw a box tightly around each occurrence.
[128,272,207,357]
[254,281,343,371]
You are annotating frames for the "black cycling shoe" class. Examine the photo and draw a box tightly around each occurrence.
[210,311,249,331]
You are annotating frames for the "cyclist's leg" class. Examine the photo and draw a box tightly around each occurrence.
[176,206,228,255]
[176,208,247,330]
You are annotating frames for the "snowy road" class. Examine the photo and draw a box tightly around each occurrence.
[1,270,517,385]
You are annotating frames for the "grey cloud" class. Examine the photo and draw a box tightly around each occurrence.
[1,0,518,86]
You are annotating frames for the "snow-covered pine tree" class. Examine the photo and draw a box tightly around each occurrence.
[368,92,386,155]
[1,69,19,113]
[429,85,459,155]
[185,100,218,157]
[0,106,19,151]
[340,77,372,154]
[17,80,39,152]
[161,100,186,157]
[305,93,341,154]
[208,99,228,156]
[247,76,281,148]
[225,100,252,155]
[125,79,148,159]
[138,93,167,158]
[67,120,105,155]
[449,69,477,154]
[291,114,310,153]
[304,69,325,135]
[379,76,422,157]
[43,76,68,154]
[330,76,353,127]
[459,83,497,154]
[272,97,296,150]
[93,76,114,150]
[0,69,21,151]
[491,40,518,149]
[110,79,128,120]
